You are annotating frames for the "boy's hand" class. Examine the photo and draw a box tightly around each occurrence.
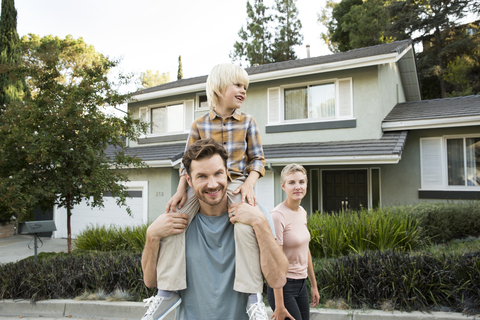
[165,188,187,212]
[233,181,257,206]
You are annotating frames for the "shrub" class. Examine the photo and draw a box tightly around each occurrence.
[314,250,480,315]
[74,224,147,252]
[411,202,480,243]
[307,207,423,258]
[0,251,155,302]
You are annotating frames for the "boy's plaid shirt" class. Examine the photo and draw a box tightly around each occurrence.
[180,109,265,180]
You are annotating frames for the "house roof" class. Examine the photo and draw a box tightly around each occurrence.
[382,95,480,131]
[131,40,420,102]
[109,131,408,168]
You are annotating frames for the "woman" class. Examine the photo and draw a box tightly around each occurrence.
[268,164,320,320]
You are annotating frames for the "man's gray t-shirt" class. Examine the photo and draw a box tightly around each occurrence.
[175,206,276,320]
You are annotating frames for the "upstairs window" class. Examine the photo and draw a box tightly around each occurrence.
[268,78,352,125]
[139,100,194,136]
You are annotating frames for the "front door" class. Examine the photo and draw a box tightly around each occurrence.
[322,170,368,213]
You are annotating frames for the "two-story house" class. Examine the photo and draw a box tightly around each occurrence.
[52,39,480,238]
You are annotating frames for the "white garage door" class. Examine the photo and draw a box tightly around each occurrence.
[255,171,275,213]
[53,181,148,239]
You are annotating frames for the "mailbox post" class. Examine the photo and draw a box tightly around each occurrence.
[18,220,57,263]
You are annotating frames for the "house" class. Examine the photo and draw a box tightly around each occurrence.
[52,39,480,238]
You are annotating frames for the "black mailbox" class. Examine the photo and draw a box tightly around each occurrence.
[17,220,57,263]
[18,220,57,235]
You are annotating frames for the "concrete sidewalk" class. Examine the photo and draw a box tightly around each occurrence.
[0,299,473,320]
[0,234,69,264]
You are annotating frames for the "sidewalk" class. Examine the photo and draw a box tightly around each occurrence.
[0,234,69,264]
[0,299,473,320]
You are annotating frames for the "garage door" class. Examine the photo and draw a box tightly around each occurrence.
[53,181,148,239]
[255,171,275,213]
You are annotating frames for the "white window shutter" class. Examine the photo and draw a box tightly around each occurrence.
[338,79,352,118]
[420,137,444,189]
[184,100,194,132]
[139,107,150,134]
[268,87,281,124]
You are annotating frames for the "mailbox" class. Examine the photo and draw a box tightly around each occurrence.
[18,220,57,235]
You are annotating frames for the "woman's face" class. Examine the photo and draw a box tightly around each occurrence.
[281,171,307,201]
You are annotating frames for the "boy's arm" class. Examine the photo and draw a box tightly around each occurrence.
[166,121,200,212]
[233,171,260,205]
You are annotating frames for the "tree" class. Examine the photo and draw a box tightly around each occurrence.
[0,0,27,112]
[320,0,391,53]
[177,55,183,80]
[271,0,303,62]
[230,0,273,66]
[0,34,146,253]
[388,0,475,98]
[137,69,170,89]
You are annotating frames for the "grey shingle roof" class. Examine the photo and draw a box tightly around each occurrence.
[107,132,408,164]
[133,40,412,96]
[105,143,185,162]
[263,131,408,159]
[384,95,480,122]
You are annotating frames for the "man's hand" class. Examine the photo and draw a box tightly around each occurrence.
[228,202,265,226]
[165,188,188,212]
[147,211,190,241]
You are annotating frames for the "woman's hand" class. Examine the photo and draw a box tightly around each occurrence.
[271,306,295,320]
[310,285,320,307]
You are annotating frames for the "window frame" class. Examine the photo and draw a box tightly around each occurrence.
[196,93,209,111]
[420,134,480,191]
[269,77,353,126]
[139,99,194,138]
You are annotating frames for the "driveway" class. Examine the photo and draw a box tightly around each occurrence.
[0,234,69,264]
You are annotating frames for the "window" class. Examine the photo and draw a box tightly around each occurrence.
[447,137,480,187]
[420,135,480,190]
[196,94,208,111]
[268,78,352,125]
[139,100,194,136]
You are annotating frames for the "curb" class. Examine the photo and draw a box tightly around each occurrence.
[0,300,474,320]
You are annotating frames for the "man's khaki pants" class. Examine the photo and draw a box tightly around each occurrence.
[155,177,263,293]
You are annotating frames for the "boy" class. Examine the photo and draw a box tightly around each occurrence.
[142,63,268,320]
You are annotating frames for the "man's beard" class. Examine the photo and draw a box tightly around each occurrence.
[195,185,227,207]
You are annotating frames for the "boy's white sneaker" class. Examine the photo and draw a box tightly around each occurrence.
[246,296,268,320]
[141,293,181,320]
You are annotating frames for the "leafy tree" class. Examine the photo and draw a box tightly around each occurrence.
[319,0,364,53]
[0,34,146,252]
[388,0,475,98]
[230,0,273,66]
[137,69,170,89]
[271,0,303,62]
[0,0,27,112]
[177,55,183,80]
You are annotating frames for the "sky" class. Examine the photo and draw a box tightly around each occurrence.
[15,0,331,93]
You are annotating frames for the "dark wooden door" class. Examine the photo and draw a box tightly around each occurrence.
[322,170,368,213]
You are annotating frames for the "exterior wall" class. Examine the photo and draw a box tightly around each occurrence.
[125,167,178,222]
[380,126,480,206]
[378,62,406,119]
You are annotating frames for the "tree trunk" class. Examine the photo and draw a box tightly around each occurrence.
[434,27,447,98]
[66,193,72,254]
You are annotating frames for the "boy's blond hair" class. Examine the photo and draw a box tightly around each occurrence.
[281,163,308,184]
[206,63,249,109]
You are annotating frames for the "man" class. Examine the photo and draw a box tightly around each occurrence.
[142,139,288,320]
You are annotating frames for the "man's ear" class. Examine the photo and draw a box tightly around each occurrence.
[185,173,193,188]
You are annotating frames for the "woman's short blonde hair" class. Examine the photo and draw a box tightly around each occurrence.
[206,63,249,109]
[281,163,308,183]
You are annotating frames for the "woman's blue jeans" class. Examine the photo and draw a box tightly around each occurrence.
[267,278,310,320]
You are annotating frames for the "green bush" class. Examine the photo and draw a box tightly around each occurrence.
[0,251,155,302]
[74,224,147,252]
[307,207,423,258]
[411,202,480,243]
[314,250,480,315]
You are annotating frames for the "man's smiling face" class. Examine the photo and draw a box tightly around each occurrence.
[186,154,228,207]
